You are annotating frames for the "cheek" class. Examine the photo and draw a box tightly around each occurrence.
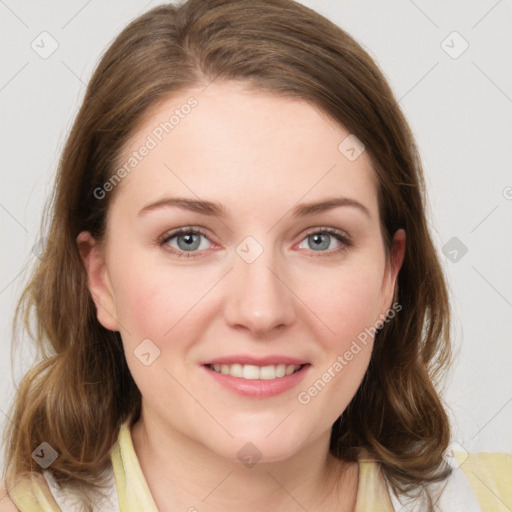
[116,288,198,360]
[108,259,200,400]
[111,274,170,341]
[296,268,382,417]
[299,260,385,347]
[108,244,212,342]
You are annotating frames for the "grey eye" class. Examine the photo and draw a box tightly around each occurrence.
[307,233,332,251]
[176,232,202,251]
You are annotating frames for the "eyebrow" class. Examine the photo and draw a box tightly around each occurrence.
[137,196,371,219]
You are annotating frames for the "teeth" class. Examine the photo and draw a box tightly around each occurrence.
[209,363,302,380]
[243,364,260,379]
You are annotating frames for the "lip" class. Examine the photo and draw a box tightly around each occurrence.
[202,355,310,366]
[201,363,311,398]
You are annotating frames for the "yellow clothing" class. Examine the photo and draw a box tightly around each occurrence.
[6,419,512,511]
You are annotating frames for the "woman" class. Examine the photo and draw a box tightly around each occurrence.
[1,0,510,510]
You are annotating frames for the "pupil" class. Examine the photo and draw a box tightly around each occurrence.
[310,233,329,250]
[178,233,200,251]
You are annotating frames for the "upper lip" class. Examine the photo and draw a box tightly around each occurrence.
[202,355,309,366]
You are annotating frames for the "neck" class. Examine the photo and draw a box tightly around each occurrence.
[130,408,359,512]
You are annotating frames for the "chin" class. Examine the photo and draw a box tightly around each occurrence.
[201,425,311,466]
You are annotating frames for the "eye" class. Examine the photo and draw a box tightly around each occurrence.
[158,227,213,257]
[296,227,352,256]
[158,226,352,259]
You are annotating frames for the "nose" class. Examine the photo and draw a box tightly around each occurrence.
[223,246,297,337]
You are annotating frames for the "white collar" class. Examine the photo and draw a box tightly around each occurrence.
[388,463,482,511]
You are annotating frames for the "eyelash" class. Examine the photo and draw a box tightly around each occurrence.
[157,226,352,258]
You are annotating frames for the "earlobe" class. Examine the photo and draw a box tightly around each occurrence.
[76,231,119,331]
[390,229,406,279]
[381,229,406,313]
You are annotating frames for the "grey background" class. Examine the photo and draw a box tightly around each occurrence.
[1,0,511,475]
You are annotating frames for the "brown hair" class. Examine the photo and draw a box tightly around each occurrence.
[2,0,452,507]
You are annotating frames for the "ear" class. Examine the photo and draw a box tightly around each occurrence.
[379,228,406,315]
[76,231,120,331]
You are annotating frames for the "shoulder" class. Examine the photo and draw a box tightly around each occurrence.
[1,467,119,511]
[0,481,18,512]
[0,471,62,511]
[361,450,512,512]
[455,451,512,512]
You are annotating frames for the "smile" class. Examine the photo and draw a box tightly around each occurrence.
[206,363,304,380]
[202,362,311,398]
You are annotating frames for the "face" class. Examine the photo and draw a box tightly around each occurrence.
[78,81,405,463]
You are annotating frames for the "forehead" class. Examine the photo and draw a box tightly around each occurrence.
[109,81,378,219]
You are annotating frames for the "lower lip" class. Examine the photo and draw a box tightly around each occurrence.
[202,364,311,398]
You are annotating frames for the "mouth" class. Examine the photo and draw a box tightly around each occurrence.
[205,363,307,380]
[201,361,311,398]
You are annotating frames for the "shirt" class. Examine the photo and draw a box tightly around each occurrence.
[7,419,512,511]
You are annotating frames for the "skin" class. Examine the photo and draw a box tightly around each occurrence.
[77,81,405,512]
